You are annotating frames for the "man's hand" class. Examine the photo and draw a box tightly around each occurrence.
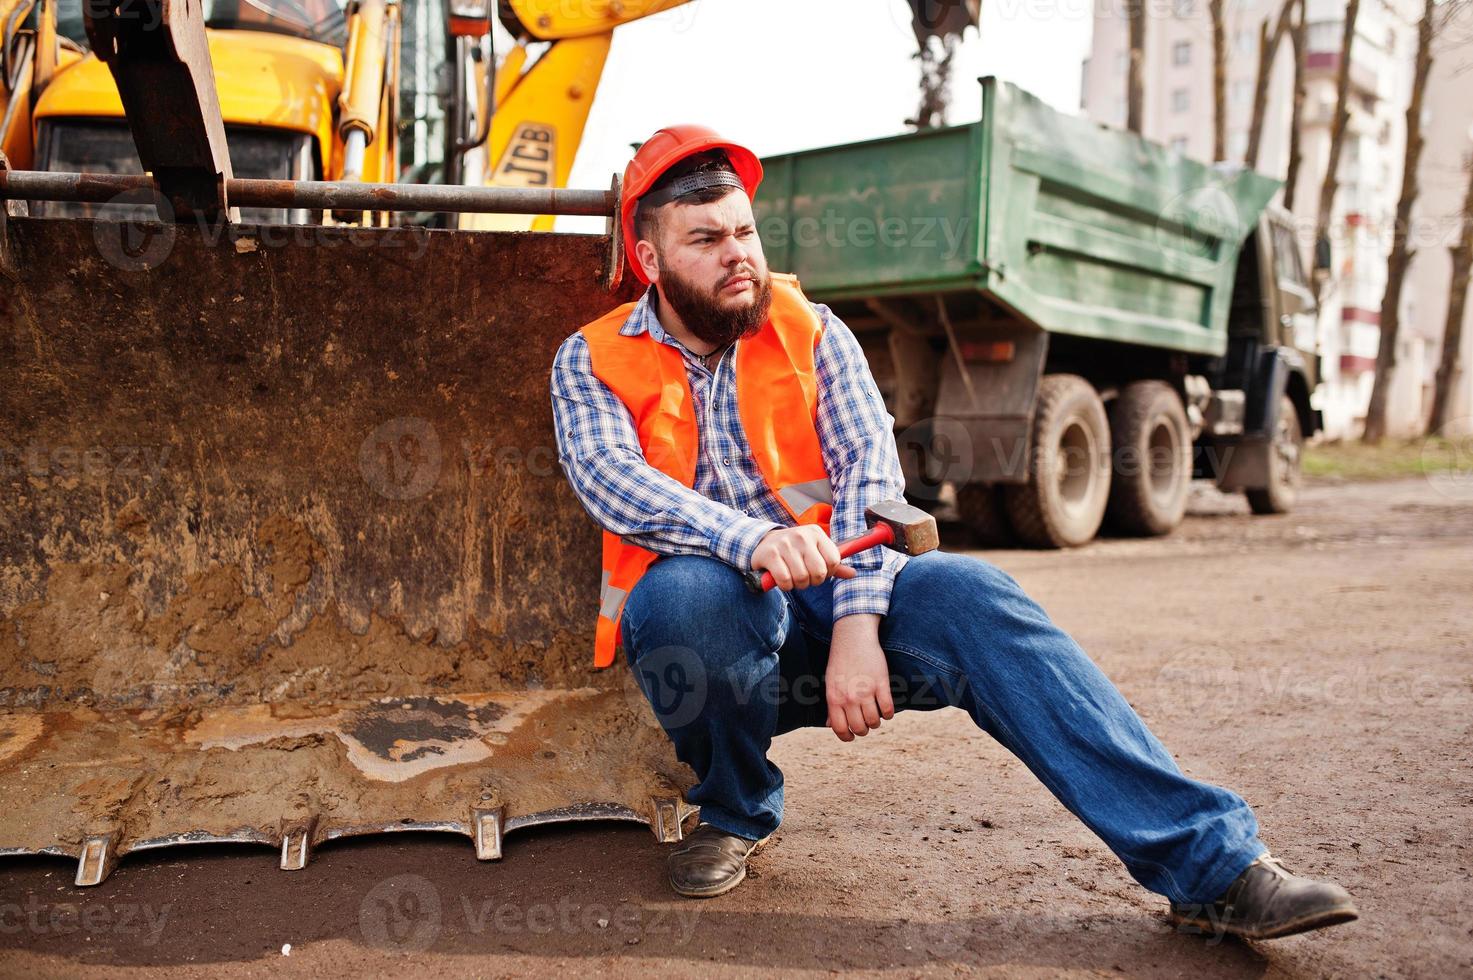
[751,525,857,591]
[826,614,895,742]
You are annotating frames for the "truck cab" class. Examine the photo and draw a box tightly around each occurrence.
[1205,206,1323,513]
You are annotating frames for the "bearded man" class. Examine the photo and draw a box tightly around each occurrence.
[547,126,1357,941]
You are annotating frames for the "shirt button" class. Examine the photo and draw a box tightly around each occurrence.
[722,458,731,466]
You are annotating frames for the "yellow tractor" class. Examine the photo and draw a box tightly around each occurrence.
[0,0,685,222]
[0,0,978,885]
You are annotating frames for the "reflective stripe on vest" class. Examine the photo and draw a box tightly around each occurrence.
[598,569,627,621]
[578,273,832,668]
[778,478,834,518]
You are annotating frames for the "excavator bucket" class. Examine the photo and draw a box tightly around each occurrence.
[0,211,697,885]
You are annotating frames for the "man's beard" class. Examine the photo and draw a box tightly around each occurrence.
[656,265,772,348]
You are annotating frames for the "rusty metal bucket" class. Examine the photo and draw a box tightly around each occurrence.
[0,214,695,884]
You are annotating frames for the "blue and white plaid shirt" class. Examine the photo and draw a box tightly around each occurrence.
[550,286,908,622]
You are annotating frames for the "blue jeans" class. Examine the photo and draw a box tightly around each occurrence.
[620,550,1266,905]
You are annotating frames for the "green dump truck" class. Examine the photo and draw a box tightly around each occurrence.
[755,77,1322,548]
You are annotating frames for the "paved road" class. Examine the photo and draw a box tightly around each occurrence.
[2,476,1470,978]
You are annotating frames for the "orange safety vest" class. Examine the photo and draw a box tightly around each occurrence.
[578,273,835,668]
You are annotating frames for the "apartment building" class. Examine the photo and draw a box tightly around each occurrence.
[1081,0,1468,437]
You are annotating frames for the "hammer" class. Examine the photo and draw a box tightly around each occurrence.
[744,500,939,593]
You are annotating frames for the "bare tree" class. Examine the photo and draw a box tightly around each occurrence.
[1363,0,1436,442]
[1210,0,1228,161]
[1246,0,1298,168]
[1429,158,1473,434]
[1283,0,1308,208]
[1127,0,1146,134]
[1313,0,1362,308]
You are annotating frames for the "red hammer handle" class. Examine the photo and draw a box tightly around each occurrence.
[749,522,896,593]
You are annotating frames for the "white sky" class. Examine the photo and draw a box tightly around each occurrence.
[551,0,1094,229]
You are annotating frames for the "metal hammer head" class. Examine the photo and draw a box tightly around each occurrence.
[864,500,939,556]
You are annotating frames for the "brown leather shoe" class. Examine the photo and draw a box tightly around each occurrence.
[668,823,769,898]
[1170,853,1359,941]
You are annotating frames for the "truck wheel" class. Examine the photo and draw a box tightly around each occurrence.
[1105,381,1191,536]
[1246,395,1303,515]
[1004,374,1111,548]
[955,484,1014,546]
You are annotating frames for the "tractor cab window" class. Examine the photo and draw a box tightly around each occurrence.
[53,0,350,46]
[35,119,315,224]
[205,0,349,45]
[46,0,456,206]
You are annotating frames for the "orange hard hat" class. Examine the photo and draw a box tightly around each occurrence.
[621,125,763,284]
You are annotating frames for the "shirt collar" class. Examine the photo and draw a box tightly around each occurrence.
[619,287,664,340]
[620,287,730,371]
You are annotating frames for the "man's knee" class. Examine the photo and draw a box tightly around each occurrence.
[622,555,787,665]
[621,556,787,728]
[886,551,1063,665]
[893,550,1025,610]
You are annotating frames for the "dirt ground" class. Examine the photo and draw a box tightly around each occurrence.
[1,475,1469,979]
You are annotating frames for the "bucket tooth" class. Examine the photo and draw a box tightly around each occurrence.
[279,817,318,871]
[472,804,505,861]
[650,797,689,844]
[74,833,119,887]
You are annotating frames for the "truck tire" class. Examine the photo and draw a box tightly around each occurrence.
[1004,374,1112,548]
[1246,394,1303,514]
[1105,381,1191,536]
[955,484,1014,546]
